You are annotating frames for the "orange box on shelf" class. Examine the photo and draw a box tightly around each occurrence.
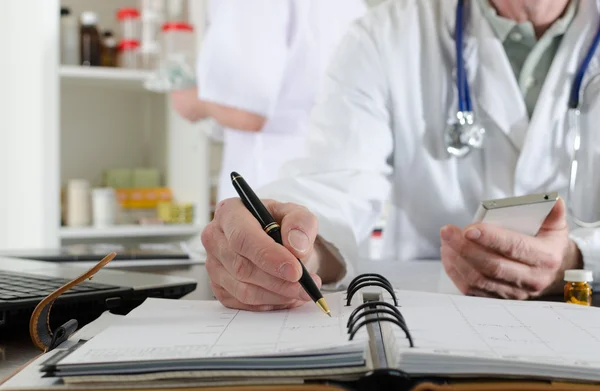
[115,188,172,209]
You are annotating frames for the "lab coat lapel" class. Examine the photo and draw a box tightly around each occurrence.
[514,0,600,194]
[467,0,529,152]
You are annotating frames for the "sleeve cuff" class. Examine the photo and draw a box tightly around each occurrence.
[316,236,356,292]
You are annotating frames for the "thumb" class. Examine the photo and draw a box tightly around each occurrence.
[267,202,318,262]
[539,197,568,233]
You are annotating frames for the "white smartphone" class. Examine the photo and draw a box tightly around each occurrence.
[472,192,559,236]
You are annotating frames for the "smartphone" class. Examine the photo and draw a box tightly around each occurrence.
[472,192,559,236]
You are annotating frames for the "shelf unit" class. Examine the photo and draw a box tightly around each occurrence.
[59,224,205,240]
[59,66,154,90]
[0,0,212,251]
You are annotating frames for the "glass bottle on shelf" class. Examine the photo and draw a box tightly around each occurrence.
[165,0,187,21]
[117,8,141,41]
[80,11,102,66]
[160,22,195,84]
[119,40,141,69]
[101,31,118,67]
[139,0,164,70]
[60,7,79,65]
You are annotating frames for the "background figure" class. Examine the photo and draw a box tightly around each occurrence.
[171,0,367,202]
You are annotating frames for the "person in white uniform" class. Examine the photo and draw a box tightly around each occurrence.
[201,0,600,311]
[171,0,367,202]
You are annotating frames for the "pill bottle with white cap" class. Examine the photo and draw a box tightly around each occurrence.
[564,270,593,306]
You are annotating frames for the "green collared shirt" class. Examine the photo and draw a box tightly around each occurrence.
[477,0,578,118]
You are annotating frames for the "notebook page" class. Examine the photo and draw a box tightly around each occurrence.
[58,292,370,365]
[391,290,600,366]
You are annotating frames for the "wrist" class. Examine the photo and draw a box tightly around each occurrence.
[564,239,584,271]
[544,240,583,296]
[555,240,583,286]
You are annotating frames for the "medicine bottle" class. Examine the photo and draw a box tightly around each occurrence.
[119,40,141,69]
[564,270,593,306]
[66,179,91,227]
[92,188,116,227]
[80,11,102,66]
[117,8,141,41]
[102,31,118,67]
[139,0,163,70]
[60,7,79,65]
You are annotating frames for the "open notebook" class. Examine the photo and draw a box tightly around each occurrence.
[41,273,600,386]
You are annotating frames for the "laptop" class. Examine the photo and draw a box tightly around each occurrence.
[0,256,197,331]
[0,244,190,262]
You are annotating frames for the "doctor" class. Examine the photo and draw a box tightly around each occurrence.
[201,0,600,311]
[171,0,367,202]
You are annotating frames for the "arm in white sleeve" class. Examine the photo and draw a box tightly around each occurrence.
[570,229,600,287]
[257,22,394,288]
[197,0,290,118]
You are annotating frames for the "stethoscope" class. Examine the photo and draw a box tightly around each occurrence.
[448,0,600,227]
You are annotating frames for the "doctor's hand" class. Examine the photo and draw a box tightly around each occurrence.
[201,198,323,311]
[440,198,583,300]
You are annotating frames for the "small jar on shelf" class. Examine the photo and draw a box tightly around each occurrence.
[119,40,140,69]
[66,179,91,227]
[101,30,118,67]
[159,22,195,85]
[161,22,194,64]
[117,8,141,41]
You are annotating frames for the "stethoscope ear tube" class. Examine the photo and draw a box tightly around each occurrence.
[569,19,600,109]
[447,0,484,158]
[455,0,470,112]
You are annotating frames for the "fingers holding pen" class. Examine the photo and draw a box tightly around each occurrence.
[203,226,314,302]
[215,198,303,282]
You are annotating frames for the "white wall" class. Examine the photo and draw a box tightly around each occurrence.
[60,86,167,188]
[0,0,61,250]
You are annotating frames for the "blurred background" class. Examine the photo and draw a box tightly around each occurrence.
[0,0,216,257]
[0,0,388,259]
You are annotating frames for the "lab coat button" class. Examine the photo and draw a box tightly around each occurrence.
[510,32,523,42]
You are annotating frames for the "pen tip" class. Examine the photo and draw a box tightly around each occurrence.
[327,312,331,318]
[316,298,331,317]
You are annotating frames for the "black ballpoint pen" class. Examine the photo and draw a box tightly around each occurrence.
[230,172,331,317]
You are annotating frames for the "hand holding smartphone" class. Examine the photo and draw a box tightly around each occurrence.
[472,192,559,236]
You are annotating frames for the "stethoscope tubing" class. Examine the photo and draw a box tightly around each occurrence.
[456,0,469,112]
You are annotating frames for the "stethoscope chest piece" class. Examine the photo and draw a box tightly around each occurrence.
[445,111,485,158]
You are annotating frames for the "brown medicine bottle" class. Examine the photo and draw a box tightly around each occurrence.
[564,270,593,306]
[102,31,118,67]
[80,11,101,66]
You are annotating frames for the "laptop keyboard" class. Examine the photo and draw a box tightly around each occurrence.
[0,270,118,301]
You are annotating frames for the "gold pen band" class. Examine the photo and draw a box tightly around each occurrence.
[316,298,331,316]
[231,175,241,181]
[264,222,280,234]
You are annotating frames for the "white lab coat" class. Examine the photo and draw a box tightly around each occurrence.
[257,0,600,288]
[197,0,367,202]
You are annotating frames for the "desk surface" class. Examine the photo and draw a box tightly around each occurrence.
[1,259,596,383]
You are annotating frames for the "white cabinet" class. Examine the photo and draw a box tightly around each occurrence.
[0,0,215,250]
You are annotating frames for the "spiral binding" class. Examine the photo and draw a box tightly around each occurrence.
[345,273,414,347]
